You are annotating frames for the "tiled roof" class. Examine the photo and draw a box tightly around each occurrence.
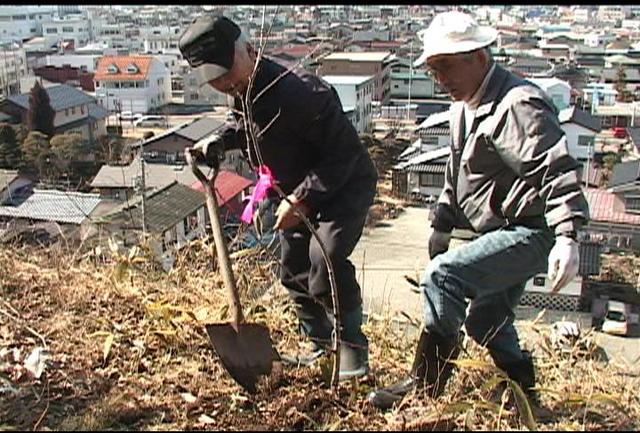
[608,160,640,189]
[190,170,253,205]
[94,56,153,81]
[558,106,602,132]
[90,158,207,189]
[585,187,640,226]
[0,189,101,224]
[7,84,95,112]
[87,103,109,120]
[406,163,446,173]
[100,181,205,234]
[175,117,225,142]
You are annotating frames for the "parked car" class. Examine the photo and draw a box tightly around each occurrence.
[602,300,639,336]
[118,111,141,122]
[612,127,627,139]
[134,115,168,128]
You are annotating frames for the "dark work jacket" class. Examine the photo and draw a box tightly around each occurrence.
[220,57,378,220]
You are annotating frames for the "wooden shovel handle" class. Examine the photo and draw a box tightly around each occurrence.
[187,150,244,328]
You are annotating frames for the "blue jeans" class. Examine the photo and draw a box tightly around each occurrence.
[420,225,554,366]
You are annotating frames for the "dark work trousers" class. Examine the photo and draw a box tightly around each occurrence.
[279,209,368,348]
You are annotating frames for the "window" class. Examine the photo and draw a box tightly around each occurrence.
[625,195,640,212]
[65,108,69,116]
[190,93,199,101]
[126,64,138,74]
[62,26,74,33]
[71,107,76,115]
[46,28,58,34]
[419,173,445,187]
[420,136,439,147]
[578,135,594,147]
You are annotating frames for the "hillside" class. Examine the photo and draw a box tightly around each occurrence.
[1,243,639,431]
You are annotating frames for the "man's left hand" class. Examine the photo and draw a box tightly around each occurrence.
[548,235,580,294]
[274,194,309,231]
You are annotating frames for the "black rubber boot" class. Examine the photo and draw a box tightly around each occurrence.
[367,330,461,410]
[495,350,552,421]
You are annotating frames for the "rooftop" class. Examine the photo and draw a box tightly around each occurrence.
[322,75,374,86]
[0,189,101,225]
[322,51,391,62]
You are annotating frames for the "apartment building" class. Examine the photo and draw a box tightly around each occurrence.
[318,51,392,104]
[141,26,183,54]
[0,45,28,99]
[42,17,91,49]
[94,55,171,114]
[322,75,374,134]
[0,6,56,43]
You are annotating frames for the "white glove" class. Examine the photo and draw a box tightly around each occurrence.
[547,235,579,294]
[428,230,451,259]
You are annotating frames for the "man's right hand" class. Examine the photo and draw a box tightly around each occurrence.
[429,230,451,259]
[191,133,224,168]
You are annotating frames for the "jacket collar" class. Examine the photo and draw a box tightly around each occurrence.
[450,64,511,149]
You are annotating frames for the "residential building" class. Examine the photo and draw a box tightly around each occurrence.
[94,55,171,114]
[96,181,207,267]
[42,17,91,49]
[321,75,374,134]
[0,83,108,145]
[33,64,95,92]
[0,170,32,205]
[0,6,56,44]
[317,51,392,104]
[391,146,449,200]
[585,186,640,251]
[0,44,28,99]
[45,54,101,72]
[182,69,230,106]
[557,106,602,176]
[389,71,434,100]
[528,77,572,110]
[140,26,183,54]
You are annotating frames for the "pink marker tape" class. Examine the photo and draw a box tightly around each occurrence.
[241,165,274,223]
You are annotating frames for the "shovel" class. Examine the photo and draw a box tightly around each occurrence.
[187,148,279,394]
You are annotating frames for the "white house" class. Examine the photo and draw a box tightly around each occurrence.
[0,6,56,44]
[416,110,450,151]
[42,17,91,49]
[558,106,602,177]
[321,75,374,134]
[140,26,183,54]
[94,55,171,115]
[583,82,618,107]
[528,77,572,111]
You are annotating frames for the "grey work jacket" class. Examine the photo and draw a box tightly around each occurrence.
[432,65,589,237]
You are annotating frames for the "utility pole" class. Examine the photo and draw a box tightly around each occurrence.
[407,39,413,121]
[139,152,147,235]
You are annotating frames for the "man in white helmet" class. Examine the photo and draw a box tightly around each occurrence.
[367,11,589,414]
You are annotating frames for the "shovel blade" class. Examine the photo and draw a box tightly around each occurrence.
[205,322,280,394]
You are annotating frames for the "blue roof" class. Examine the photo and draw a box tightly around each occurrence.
[8,84,95,112]
[87,103,109,120]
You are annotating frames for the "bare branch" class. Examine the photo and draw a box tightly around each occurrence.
[256,109,281,139]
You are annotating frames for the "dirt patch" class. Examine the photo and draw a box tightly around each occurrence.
[1,243,639,430]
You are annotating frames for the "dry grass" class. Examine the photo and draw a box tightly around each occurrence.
[1,241,639,431]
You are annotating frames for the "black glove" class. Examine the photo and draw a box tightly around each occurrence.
[191,134,224,168]
[428,230,451,259]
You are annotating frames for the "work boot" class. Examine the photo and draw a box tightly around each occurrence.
[280,302,332,367]
[335,306,369,380]
[494,350,553,421]
[367,329,461,410]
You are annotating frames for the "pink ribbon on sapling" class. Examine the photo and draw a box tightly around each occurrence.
[241,165,274,223]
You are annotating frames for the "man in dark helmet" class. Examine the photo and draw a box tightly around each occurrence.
[179,15,378,380]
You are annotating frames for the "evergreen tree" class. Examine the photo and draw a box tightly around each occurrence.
[26,81,55,136]
[50,132,84,177]
[0,123,21,169]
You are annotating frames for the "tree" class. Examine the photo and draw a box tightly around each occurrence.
[26,81,55,136]
[614,65,632,102]
[0,123,21,169]
[21,131,52,180]
[50,132,85,176]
